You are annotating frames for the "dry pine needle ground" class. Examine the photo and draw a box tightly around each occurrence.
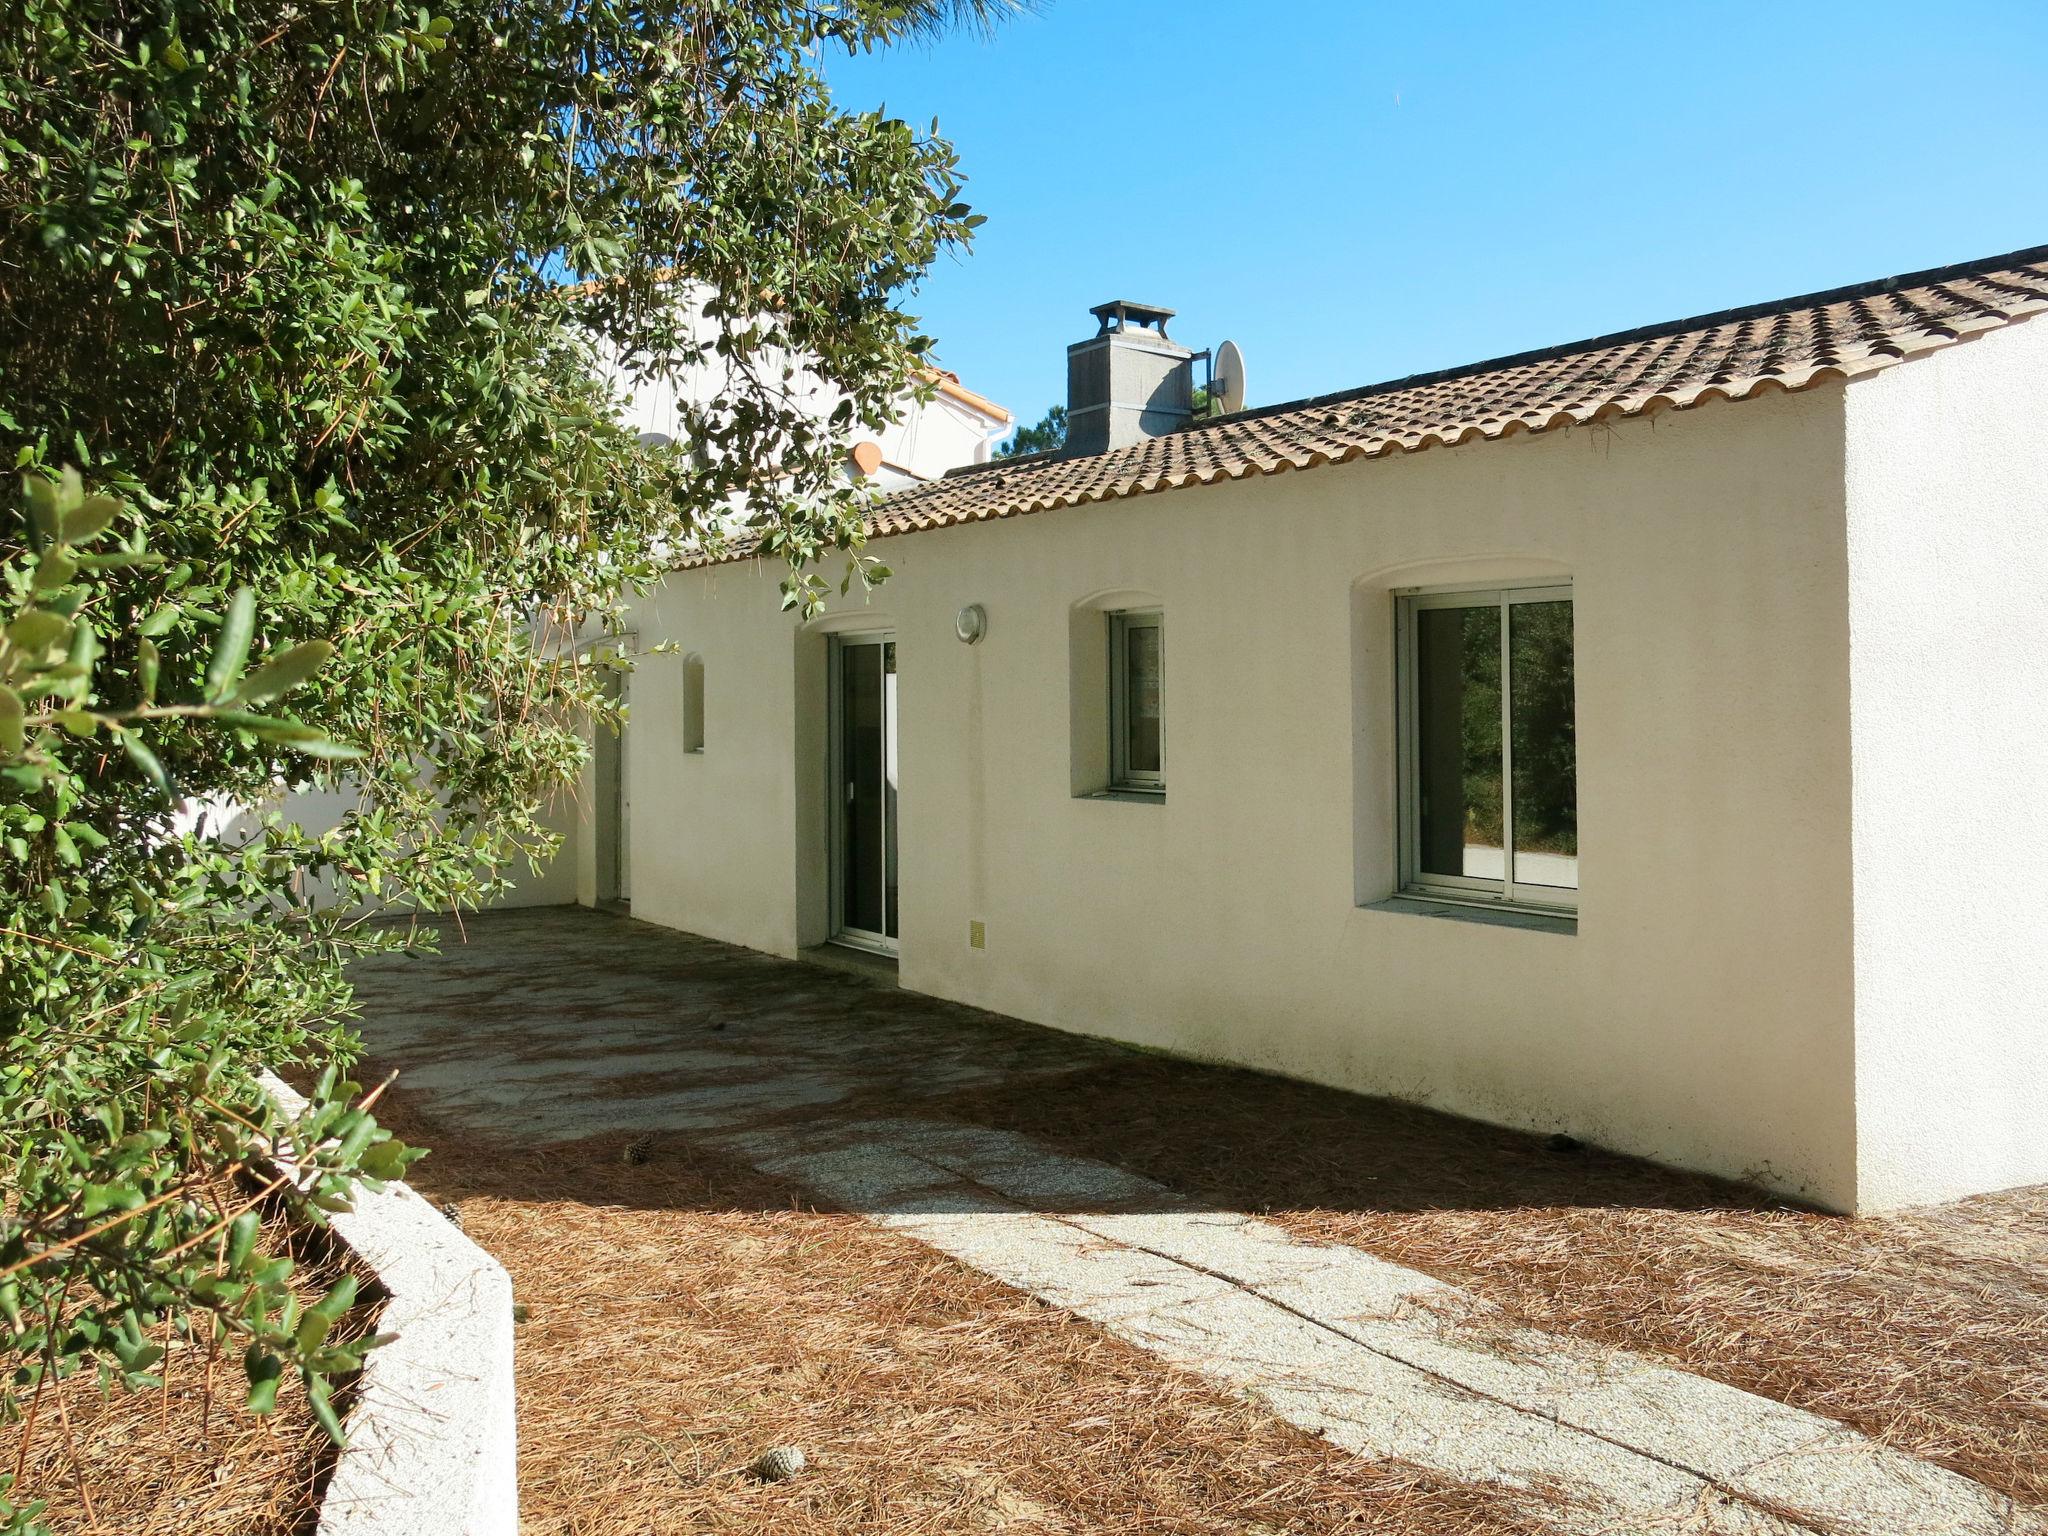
[929,1056,2048,1508]
[0,1202,368,1536]
[375,1087,1550,1536]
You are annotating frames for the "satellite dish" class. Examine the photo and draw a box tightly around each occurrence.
[1212,339,1247,415]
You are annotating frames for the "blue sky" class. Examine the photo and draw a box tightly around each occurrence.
[830,0,2048,434]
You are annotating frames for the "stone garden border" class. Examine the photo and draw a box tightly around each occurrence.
[261,1073,518,1536]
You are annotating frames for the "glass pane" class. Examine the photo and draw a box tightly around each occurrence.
[883,642,898,939]
[1124,622,1162,775]
[682,655,705,753]
[1414,604,1503,882]
[841,644,885,934]
[1510,600,1577,891]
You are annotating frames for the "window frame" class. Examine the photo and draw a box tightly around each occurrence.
[1108,608,1165,794]
[1395,581,1576,915]
[681,652,706,754]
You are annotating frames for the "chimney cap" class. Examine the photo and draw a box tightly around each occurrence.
[1090,299,1176,337]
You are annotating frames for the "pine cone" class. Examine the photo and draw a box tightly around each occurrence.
[749,1445,806,1483]
[621,1133,654,1166]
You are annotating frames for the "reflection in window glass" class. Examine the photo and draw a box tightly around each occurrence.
[840,642,885,936]
[1414,605,1503,880]
[1402,586,1576,910]
[1510,600,1577,890]
[1124,621,1162,776]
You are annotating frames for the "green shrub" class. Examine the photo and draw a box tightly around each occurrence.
[0,3,996,1526]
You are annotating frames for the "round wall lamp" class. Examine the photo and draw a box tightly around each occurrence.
[954,603,988,645]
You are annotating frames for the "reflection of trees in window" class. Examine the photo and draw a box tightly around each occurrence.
[1416,605,1501,875]
[1406,587,1576,904]
[1511,602,1575,856]
[1460,612,1503,848]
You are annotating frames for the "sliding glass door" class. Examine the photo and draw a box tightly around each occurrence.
[831,635,898,952]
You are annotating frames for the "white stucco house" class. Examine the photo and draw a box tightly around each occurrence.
[553,245,2046,1215]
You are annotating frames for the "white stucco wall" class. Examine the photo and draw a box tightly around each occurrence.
[1842,315,2048,1211]
[261,780,580,912]
[604,389,1872,1207]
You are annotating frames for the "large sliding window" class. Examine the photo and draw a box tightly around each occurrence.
[1109,609,1164,792]
[1397,584,1576,912]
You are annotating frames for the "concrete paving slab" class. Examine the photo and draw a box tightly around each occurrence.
[1114,1287,1784,1535]
[1073,1210,1421,1295]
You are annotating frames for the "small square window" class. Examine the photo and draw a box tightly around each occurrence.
[1109,610,1164,792]
[1397,585,1575,912]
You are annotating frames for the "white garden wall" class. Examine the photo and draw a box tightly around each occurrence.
[262,1075,518,1536]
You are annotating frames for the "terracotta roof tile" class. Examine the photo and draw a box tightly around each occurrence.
[689,246,2048,564]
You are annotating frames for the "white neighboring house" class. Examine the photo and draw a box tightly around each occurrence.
[608,336,1013,491]
[542,244,2048,1216]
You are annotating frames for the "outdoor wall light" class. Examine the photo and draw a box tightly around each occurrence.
[954,603,988,645]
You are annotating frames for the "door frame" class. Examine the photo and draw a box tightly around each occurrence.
[827,631,898,955]
[591,657,632,908]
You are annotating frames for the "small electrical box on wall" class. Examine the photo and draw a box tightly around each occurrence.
[968,920,986,950]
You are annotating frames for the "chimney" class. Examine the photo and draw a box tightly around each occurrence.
[1064,300,1194,456]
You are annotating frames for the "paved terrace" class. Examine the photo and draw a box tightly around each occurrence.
[349,907,2043,1536]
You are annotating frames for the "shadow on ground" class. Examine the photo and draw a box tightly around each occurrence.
[350,905,1774,1219]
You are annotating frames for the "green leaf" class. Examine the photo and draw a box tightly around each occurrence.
[233,640,334,707]
[206,587,256,700]
[311,1274,359,1320]
[213,710,323,741]
[5,610,72,653]
[244,1348,284,1415]
[80,1183,143,1220]
[22,473,59,545]
[359,1139,414,1180]
[226,1209,261,1275]
[32,548,79,591]
[283,736,366,761]
[67,618,99,675]
[61,494,121,544]
[305,1369,345,1443]
[0,686,23,758]
[121,733,167,792]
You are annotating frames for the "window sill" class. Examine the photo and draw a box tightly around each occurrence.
[1080,788,1166,805]
[1364,896,1576,935]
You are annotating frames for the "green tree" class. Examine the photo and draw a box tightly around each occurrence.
[0,2,1022,1524]
[999,383,1216,459]
[999,403,1068,456]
